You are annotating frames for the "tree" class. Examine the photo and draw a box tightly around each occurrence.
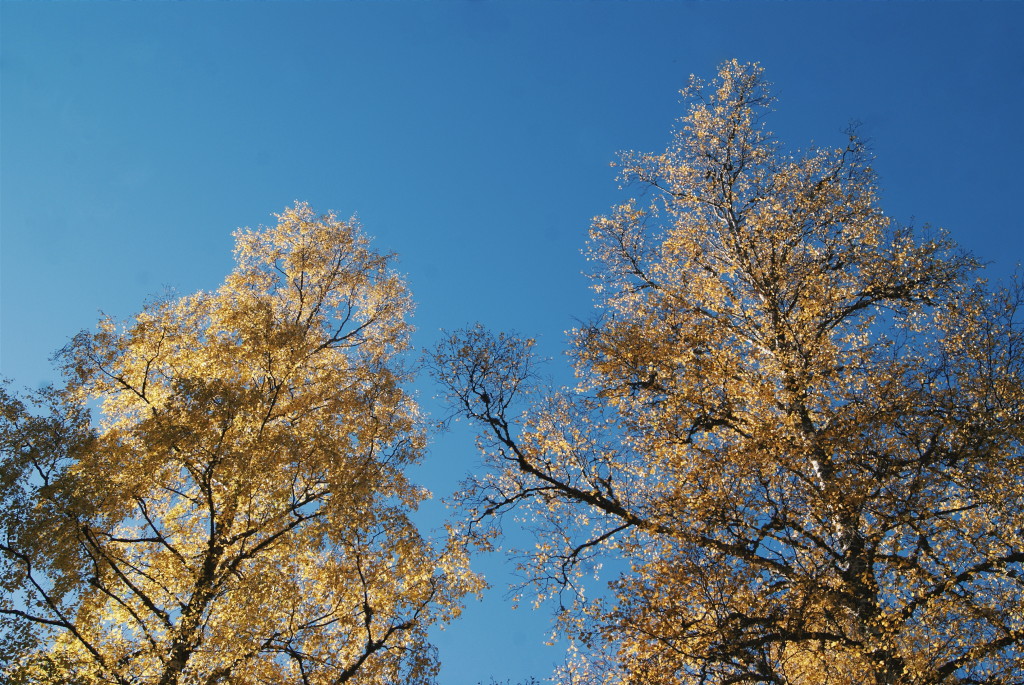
[1,203,480,684]
[432,61,1024,684]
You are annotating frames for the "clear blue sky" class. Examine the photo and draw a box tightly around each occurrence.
[2,1,1023,682]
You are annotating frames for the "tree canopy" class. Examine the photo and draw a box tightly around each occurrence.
[3,61,1022,685]
[1,203,479,684]
[433,61,1024,684]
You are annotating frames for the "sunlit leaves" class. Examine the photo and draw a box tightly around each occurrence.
[434,62,1024,684]
[1,203,480,684]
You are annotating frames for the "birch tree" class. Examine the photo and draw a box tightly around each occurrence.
[433,62,1024,684]
[1,203,479,685]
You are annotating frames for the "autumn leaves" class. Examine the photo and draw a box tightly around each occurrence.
[434,61,1024,683]
[3,62,1023,684]
[2,205,480,684]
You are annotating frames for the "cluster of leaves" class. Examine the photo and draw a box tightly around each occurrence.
[432,61,1024,683]
[1,204,480,684]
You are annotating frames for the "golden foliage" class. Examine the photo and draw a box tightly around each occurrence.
[2,203,480,684]
[433,62,1024,684]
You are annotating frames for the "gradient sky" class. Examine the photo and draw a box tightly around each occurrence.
[2,1,1023,682]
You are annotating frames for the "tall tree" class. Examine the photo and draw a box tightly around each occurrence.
[433,62,1024,684]
[1,203,479,684]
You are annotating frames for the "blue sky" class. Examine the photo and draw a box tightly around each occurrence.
[2,1,1023,682]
